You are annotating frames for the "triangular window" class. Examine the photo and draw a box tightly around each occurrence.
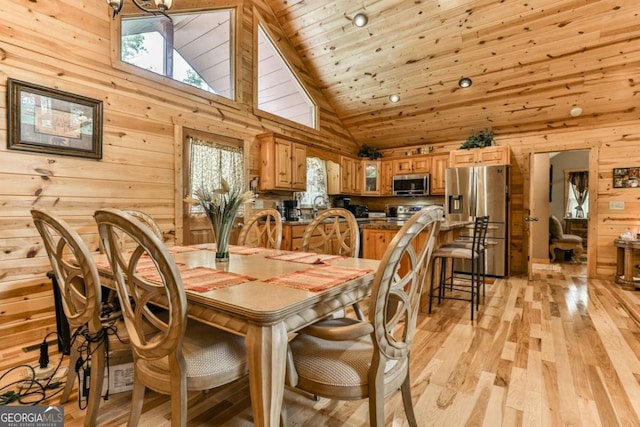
[257,25,316,128]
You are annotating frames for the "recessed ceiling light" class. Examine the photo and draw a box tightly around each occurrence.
[570,106,583,117]
[389,94,400,103]
[352,13,368,27]
[458,77,472,88]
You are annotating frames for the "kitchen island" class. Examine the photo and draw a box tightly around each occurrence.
[360,219,471,260]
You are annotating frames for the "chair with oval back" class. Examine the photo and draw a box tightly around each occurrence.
[301,207,362,318]
[287,206,443,427]
[31,209,132,427]
[94,208,248,426]
[300,207,360,257]
[237,208,283,249]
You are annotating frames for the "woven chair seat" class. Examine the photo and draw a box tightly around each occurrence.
[141,320,247,389]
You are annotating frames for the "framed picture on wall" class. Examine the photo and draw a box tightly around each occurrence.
[7,78,103,159]
[613,167,640,188]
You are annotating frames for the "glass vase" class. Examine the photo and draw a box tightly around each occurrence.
[212,218,233,263]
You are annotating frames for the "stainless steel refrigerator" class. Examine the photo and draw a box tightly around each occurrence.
[445,165,509,277]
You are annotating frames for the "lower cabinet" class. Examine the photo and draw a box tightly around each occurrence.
[362,229,397,260]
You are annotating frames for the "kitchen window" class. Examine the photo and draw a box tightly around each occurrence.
[297,157,328,207]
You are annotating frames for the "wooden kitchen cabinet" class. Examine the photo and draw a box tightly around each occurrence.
[362,160,380,195]
[430,154,449,195]
[327,156,363,195]
[449,145,510,167]
[362,229,395,260]
[380,159,394,195]
[392,156,431,175]
[258,132,307,191]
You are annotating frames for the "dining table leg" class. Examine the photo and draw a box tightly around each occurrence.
[246,321,288,427]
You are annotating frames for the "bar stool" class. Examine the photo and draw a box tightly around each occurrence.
[428,216,489,320]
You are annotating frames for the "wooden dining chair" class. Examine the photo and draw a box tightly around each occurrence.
[31,209,132,427]
[301,207,363,318]
[301,207,360,257]
[94,208,248,427]
[287,206,443,427]
[237,208,283,249]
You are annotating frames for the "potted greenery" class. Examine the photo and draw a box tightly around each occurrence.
[357,144,382,160]
[460,128,495,149]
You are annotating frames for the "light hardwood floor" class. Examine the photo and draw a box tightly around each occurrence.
[5,261,640,426]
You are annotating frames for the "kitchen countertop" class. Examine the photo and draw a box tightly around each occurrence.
[359,219,472,231]
[281,217,371,225]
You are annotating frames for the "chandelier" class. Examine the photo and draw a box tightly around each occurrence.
[106,0,173,20]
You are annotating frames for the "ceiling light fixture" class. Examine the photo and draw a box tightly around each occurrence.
[106,0,173,20]
[352,13,368,28]
[389,94,400,103]
[458,77,472,88]
[570,106,583,117]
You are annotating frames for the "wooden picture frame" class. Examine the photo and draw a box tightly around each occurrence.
[7,78,103,159]
[613,167,640,188]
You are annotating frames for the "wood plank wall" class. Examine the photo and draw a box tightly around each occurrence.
[0,0,638,347]
[0,0,355,346]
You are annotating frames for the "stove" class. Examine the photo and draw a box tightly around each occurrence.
[388,205,424,219]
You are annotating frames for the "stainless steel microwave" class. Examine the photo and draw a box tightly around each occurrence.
[392,174,430,196]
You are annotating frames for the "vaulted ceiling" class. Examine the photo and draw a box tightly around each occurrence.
[266,0,640,150]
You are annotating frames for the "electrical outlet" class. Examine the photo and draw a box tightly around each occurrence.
[609,201,625,210]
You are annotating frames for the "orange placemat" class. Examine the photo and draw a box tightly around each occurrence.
[228,245,272,255]
[96,258,184,273]
[142,266,257,293]
[266,251,346,265]
[265,265,373,292]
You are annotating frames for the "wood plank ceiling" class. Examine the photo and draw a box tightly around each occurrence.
[265,0,640,149]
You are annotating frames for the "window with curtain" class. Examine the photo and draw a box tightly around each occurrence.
[298,157,328,207]
[566,170,589,218]
[188,136,244,213]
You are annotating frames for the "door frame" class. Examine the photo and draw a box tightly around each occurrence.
[173,121,252,246]
[524,143,598,279]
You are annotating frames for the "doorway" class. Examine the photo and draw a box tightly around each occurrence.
[526,146,596,279]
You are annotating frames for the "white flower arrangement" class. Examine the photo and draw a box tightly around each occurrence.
[185,179,254,260]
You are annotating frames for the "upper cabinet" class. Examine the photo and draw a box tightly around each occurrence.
[258,133,307,191]
[380,160,394,196]
[430,154,449,195]
[449,145,511,167]
[362,160,380,195]
[327,156,362,195]
[392,156,431,175]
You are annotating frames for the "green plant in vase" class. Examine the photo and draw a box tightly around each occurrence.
[185,179,254,262]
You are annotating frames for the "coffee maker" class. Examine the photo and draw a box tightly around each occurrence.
[283,200,300,221]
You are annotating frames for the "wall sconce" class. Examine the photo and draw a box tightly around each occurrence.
[352,13,368,28]
[458,77,472,88]
[106,0,173,20]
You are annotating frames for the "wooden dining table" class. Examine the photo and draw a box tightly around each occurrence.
[96,243,379,427]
